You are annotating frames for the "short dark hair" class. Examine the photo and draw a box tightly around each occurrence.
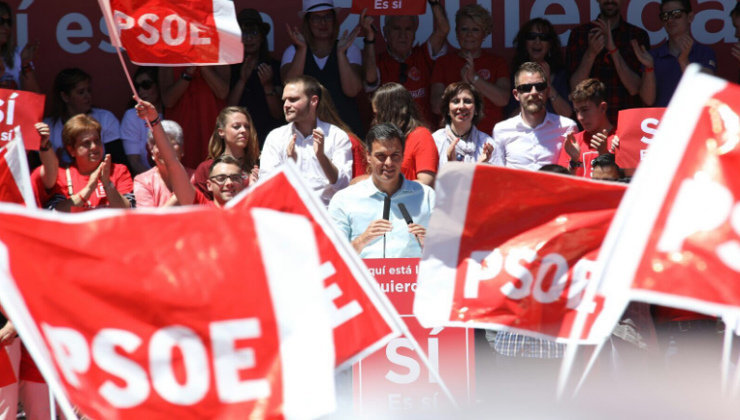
[284,75,322,102]
[440,82,484,126]
[591,153,624,178]
[732,1,740,17]
[539,164,570,175]
[209,154,243,176]
[513,62,547,86]
[365,123,405,151]
[661,0,691,13]
[570,78,607,105]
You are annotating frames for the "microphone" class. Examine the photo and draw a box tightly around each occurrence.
[382,194,391,258]
[383,194,391,220]
[398,203,422,248]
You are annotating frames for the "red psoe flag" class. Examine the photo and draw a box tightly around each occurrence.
[230,166,404,369]
[0,128,36,207]
[414,164,626,343]
[0,173,339,419]
[99,0,243,65]
[595,65,740,319]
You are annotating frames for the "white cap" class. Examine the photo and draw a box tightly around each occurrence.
[299,0,338,18]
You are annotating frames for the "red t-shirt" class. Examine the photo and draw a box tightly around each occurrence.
[193,188,216,207]
[556,130,615,178]
[431,51,509,134]
[378,45,435,126]
[31,163,133,212]
[349,133,367,178]
[401,126,438,181]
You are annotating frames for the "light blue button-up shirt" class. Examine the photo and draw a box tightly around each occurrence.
[328,176,435,258]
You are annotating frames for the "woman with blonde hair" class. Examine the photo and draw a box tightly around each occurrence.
[191,106,260,199]
[430,4,510,134]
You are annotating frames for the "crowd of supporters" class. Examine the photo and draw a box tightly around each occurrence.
[1,0,740,417]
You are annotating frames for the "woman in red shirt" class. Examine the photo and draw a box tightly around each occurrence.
[371,82,438,186]
[31,114,133,212]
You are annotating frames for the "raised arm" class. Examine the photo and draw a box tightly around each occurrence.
[36,122,57,189]
[427,0,450,56]
[135,101,196,205]
[281,25,309,81]
[337,27,364,97]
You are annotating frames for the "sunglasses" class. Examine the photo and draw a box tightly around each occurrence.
[242,28,261,38]
[136,80,155,90]
[515,82,548,93]
[209,174,246,185]
[659,9,687,22]
[525,32,549,42]
[0,17,11,27]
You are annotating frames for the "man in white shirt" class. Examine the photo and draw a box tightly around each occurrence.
[491,62,577,170]
[260,75,352,205]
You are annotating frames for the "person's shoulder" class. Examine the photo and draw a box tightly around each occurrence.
[264,124,291,142]
[133,166,157,183]
[121,107,139,123]
[332,177,370,201]
[493,114,521,131]
[91,107,119,122]
[410,126,433,138]
[548,112,577,128]
[622,19,649,36]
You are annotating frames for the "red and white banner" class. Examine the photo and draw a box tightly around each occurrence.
[0,89,45,150]
[414,164,627,343]
[614,107,666,171]
[99,0,243,65]
[353,259,473,415]
[594,65,740,322]
[351,0,427,16]
[0,167,350,419]
[0,128,36,207]
[230,167,403,369]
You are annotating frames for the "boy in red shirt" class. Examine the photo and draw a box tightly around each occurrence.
[557,78,616,178]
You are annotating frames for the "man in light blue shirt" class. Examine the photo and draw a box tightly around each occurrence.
[328,123,435,258]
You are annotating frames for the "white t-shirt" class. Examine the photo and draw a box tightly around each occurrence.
[281,44,362,70]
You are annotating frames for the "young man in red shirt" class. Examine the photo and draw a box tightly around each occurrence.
[557,78,616,178]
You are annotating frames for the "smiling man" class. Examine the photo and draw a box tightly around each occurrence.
[260,75,352,205]
[491,62,577,170]
[328,123,434,258]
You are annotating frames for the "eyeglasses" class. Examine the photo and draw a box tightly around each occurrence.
[0,17,11,27]
[399,62,408,84]
[209,174,246,185]
[515,82,548,93]
[525,32,549,42]
[659,9,687,22]
[135,80,155,90]
[309,13,334,24]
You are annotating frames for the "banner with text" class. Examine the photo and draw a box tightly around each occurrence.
[614,107,666,171]
[0,89,44,150]
[230,167,403,369]
[351,0,427,16]
[99,0,243,65]
[354,259,473,416]
[594,66,740,322]
[414,164,627,343]
[0,168,342,419]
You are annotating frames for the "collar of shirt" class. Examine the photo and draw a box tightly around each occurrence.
[514,111,559,131]
[289,118,330,144]
[358,175,415,199]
